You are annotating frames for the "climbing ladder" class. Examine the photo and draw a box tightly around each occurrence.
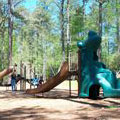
[69,51,78,72]
[68,51,78,96]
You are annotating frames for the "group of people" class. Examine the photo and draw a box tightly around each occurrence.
[10,63,44,91]
[11,72,44,91]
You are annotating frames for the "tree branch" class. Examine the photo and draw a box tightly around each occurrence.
[13,0,24,8]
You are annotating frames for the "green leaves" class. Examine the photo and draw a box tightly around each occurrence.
[1,0,120,74]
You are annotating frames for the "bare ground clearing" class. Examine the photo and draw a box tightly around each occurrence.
[0,81,120,120]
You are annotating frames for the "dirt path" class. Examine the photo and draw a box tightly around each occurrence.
[0,81,120,120]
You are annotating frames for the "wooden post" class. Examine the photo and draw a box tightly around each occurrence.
[14,63,17,90]
[69,79,71,97]
[20,61,26,91]
[69,52,71,97]
[34,67,36,77]
[78,49,81,97]
[23,66,26,90]
[20,61,23,91]
[20,61,21,90]
[30,63,32,89]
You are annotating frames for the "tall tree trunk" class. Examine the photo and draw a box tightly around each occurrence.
[98,0,103,61]
[99,1,102,37]
[67,0,70,62]
[1,32,5,69]
[60,0,65,61]
[0,34,2,70]
[8,0,13,66]
[42,39,47,81]
[116,0,120,53]
[67,0,71,96]
[82,0,85,29]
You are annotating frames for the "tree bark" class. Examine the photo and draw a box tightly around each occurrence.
[67,0,70,62]
[8,0,13,66]
[42,39,47,81]
[82,0,85,29]
[60,0,65,61]
[1,33,5,69]
[98,0,103,61]
[99,1,102,37]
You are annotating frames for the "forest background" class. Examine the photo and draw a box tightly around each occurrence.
[0,0,120,81]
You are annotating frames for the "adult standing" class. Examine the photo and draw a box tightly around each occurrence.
[11,72,16,91]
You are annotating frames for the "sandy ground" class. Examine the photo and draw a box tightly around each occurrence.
[0,81,120,120]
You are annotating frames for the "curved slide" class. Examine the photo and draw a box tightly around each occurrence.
[0,67,13,79]
[26,62,75,94]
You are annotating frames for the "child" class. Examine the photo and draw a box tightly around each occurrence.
[38,76,44,86]
[32,75,39,86]
[11,73,16,91]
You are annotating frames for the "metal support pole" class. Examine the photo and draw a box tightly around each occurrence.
[78,49,81,97]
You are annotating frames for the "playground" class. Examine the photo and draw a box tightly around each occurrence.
[0,81,120,120]
[1,0,120,119]
[0,31,120,119]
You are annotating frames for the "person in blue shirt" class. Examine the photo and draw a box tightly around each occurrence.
[11,72,16,91]
[31,75,39,86]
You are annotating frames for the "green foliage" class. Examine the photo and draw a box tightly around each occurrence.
[70,7,84,35]
[0,0,120,76]
[70,6,85,53]
[108,53,120,71]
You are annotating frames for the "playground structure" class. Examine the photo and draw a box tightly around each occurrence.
[26,62,77,94]
[1,31,120,99]
[26,31,120,99]
[0,67,13,79]
[15,61,43,90]
[0,60,77,95]
[77,31,120,99]
[0,61,37,89]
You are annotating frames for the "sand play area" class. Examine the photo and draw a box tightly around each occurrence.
[0,81,120,120]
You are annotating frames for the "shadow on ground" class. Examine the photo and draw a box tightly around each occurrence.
[0,90,120,109]
[0,90,120,120]
[0,88,78,99]
[0,105,120,120]
[0,106,61,120]
[64,98,120,108]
